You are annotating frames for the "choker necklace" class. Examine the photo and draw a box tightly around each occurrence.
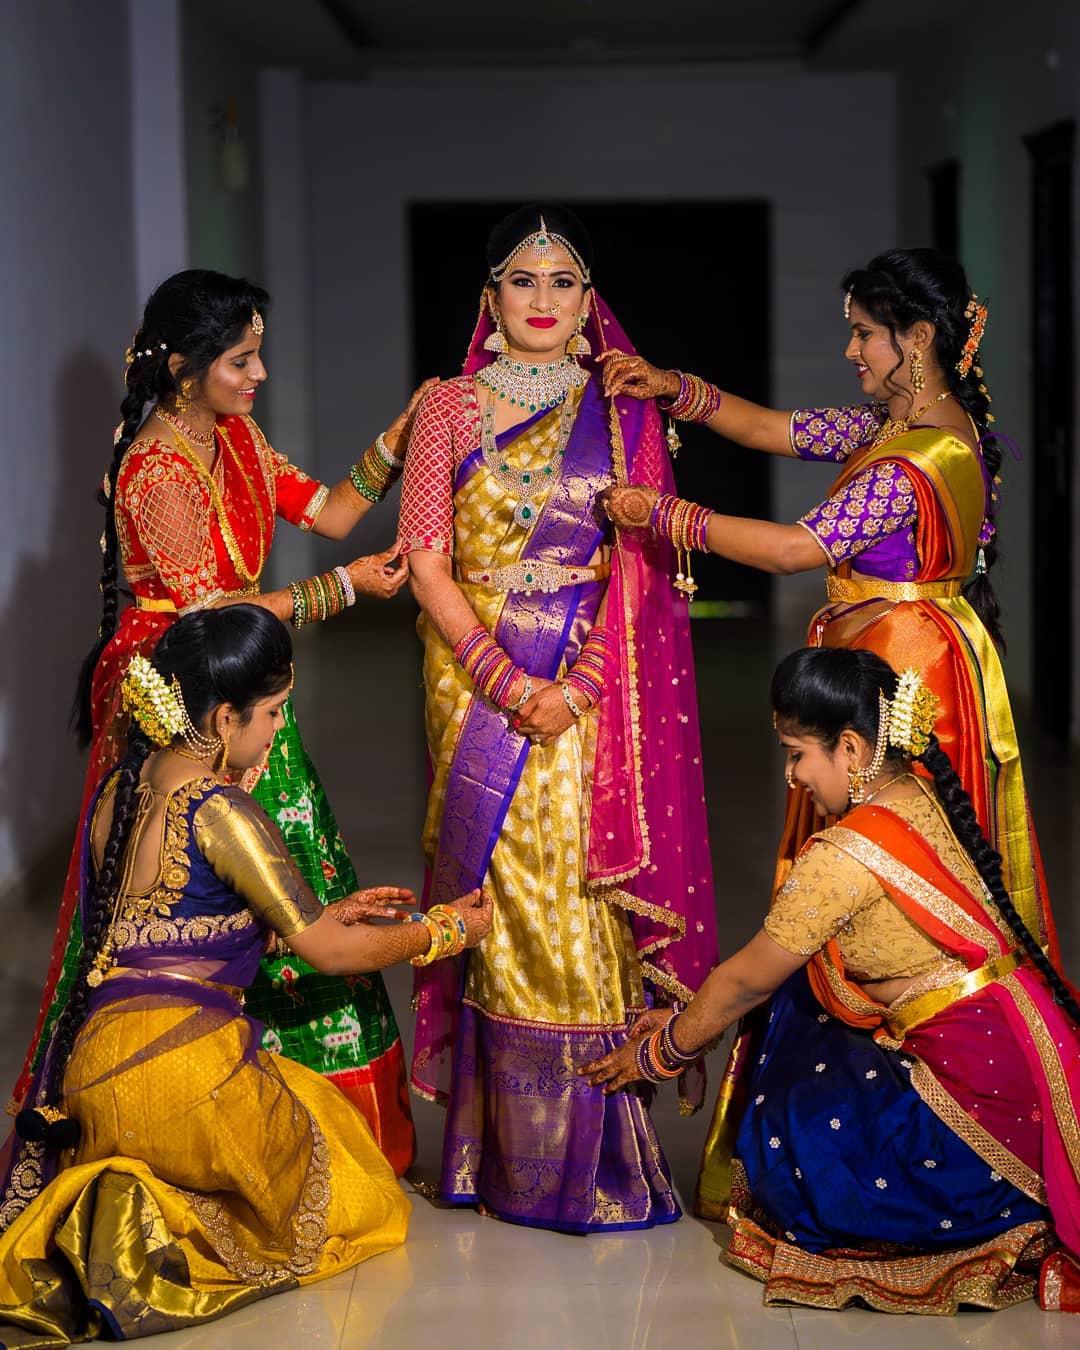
[480,392,577,529]
[156,404,216,451]
[475,354,588,413]
[871,390,953,449]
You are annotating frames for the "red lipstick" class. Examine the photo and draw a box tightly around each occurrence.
[526,317,558,329]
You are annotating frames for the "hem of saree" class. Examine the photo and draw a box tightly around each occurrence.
[725,1208,1049,1314]
[325,1037,415,1178]
[439,1002,680,1234]
[437,1191,682,1237]
[1040,1251,1080,1312]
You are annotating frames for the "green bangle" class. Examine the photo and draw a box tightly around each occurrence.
[349,462,382,504]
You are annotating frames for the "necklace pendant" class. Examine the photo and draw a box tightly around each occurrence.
[514,501,537,529]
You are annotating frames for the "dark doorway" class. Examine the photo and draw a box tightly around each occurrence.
[1024,121,1074,740]
[409,201,772,612]
[927,159,960,258]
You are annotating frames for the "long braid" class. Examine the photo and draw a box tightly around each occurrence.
[71,337,167,746]
[918,734,1080,1023]
[42,729,154,1105]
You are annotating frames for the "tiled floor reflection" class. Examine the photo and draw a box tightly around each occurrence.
[1,608,1076,1347]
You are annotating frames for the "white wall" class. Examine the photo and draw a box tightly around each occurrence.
[885,0,1080,715]
[0,0,138,893]
[295,64,896,613]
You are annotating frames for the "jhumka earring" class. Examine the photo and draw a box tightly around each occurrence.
[785,768,797,791]
[847,767,867,805]
[566,313,592,358]
[483,318,509,355]
[175,378,195,414]
[909,347,925,395]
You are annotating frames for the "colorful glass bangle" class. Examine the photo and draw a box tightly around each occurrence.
[349,462,382,503]
[659,371,723,423]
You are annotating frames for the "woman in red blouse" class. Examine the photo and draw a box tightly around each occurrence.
[13,271,431,1174]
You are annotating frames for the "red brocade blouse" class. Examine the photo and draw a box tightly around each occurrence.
[115,414,327,614]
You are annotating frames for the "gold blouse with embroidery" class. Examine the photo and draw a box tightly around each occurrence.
[764,786,982,981]
[192,788,323,938]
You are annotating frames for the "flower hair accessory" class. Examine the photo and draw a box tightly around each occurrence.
[121,655,185,746]
[956,294,988,379]
[887,668,940,757]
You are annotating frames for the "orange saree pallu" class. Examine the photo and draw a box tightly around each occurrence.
[781,429,1054,957]
[11,415,413,1174]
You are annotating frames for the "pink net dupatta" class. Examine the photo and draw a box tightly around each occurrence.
[411,291,718,1106]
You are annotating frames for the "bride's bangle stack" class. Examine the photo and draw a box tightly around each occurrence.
[349,434,405,504]
[659,372,723,423]
[409,904,468,967]
[650,495,713,598]
[454,624,526,711]
[635,1012,698,1083]
[562,625,614,715]
[289,565,356,629]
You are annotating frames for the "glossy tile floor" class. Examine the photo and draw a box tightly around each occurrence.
[1,608,1076,1348]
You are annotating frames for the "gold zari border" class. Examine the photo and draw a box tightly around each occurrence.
[909,1058,1047,1203]
[820,826,992,950]
[999,973,1080,1184]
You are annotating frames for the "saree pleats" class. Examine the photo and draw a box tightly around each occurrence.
[0,1001,409,1344]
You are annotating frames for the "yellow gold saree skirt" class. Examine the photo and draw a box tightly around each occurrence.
[0,1000,409,1345]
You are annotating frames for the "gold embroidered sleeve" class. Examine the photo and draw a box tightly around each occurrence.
[193,788,323,938]
[764,838,881,956]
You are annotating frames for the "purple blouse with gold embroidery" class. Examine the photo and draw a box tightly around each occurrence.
[789,402,886,462]
[790,402,921,583]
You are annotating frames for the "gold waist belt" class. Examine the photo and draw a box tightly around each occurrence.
[107,966,247,1006]
[886,948,1022,1038]
[826,573,964,604]
[135,585,261,614]
[455,560,610,595]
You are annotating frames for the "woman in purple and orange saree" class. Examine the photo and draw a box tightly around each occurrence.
[397,205,718,1233]
[584,648,1080,1315]
[601,248,1054,965]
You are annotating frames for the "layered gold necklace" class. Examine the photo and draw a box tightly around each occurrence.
[871,390,954,449]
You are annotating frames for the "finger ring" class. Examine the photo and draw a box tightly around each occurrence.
[512,715,522,729]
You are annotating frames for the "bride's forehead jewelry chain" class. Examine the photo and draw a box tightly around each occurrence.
[251,307,265,336]
[488,215,592,284]
[476,354,587,413]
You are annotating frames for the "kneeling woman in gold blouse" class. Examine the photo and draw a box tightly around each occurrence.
[585,648,1080,1316]
[0,606,492,1344]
